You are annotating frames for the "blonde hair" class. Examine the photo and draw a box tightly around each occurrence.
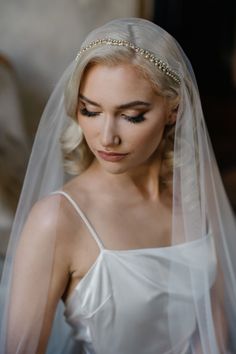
[61,21,181,184]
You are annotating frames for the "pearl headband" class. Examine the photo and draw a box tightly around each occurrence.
[76,38,181,85]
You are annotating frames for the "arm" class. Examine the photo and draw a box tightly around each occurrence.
[6,195,71,354]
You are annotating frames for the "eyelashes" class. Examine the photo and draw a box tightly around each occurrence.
[123,113,146,124]
[79,107,146,124]
[79,107,99,117]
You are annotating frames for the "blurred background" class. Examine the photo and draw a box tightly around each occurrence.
[0,0,235,274]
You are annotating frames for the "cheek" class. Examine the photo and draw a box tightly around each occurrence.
[132,123,165,154]
[78,118,97,140]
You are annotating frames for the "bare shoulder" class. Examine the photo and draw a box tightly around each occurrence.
[18,191,86,260]
[23,193,73,237]
[15,192,85,295]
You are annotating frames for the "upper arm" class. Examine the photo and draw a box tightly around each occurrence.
[6,195,71,354]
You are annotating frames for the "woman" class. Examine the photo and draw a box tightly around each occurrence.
[0,18,235,354]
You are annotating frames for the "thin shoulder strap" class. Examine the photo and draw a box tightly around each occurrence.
[51,190,104,251]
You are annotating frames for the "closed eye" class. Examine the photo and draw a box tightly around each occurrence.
[79,107,146,123]
[79,107,100,117]
[122,113,146,124]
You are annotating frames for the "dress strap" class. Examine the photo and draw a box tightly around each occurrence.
[51,190,104,251]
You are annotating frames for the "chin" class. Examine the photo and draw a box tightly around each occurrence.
[102,164,129,175]
[97,160,130,175]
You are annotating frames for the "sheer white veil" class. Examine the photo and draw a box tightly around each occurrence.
[0,17,236,354]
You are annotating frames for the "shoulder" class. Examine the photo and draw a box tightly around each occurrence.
[27,193,70,230]
[26,170,102,245]
[15,193,85,282]
[20,192,83,250]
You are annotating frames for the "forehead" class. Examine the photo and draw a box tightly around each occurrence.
[79,63,156,104]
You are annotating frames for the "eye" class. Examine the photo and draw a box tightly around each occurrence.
[123,113,146,124]
[79,107,100,117]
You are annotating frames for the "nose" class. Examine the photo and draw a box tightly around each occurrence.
[100,116,120,147]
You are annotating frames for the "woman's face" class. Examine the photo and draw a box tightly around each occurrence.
[77,62,176,175]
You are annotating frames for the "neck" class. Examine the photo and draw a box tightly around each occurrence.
[89,154,162,201]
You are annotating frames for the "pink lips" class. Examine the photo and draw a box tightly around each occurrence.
[97,150,128,162]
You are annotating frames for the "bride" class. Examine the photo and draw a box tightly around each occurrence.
[0,18,235,354]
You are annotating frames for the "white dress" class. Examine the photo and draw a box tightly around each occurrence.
[57,191,217,354]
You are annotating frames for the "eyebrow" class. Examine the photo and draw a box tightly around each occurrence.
[79,94,151,109]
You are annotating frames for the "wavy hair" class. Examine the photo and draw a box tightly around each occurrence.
[61,19,181,186]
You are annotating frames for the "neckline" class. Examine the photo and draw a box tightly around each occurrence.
[56,191,211,255]
[101,233,211,254]
[65,234,212,306]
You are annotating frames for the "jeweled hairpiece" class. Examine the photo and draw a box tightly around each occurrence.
[76,38,181,85]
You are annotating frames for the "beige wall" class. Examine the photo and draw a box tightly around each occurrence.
[0,0,139,138]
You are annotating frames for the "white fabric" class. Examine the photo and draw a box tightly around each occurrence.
[56,191,217,354]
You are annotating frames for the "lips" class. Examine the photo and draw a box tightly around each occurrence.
[97,150,128,162]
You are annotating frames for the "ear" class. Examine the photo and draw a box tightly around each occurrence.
[166,104,178,126]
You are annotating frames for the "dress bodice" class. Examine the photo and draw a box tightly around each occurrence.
[56,191,217,354]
